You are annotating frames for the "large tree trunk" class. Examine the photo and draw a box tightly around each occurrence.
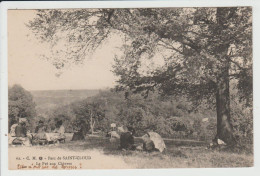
[213,8,236,145]
[215,62,235,145]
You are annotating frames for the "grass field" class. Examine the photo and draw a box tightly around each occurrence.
[9,134,253,169]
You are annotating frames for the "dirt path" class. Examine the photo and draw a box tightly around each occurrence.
[9,146,134,170]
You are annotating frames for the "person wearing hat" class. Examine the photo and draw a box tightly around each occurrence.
[10,119,18,137]
[35,120,46,133]
[15,121,27,137]
[118,126,136,150]
[53,120,66,143]
[34,120,47,145]
[12,119,31,146]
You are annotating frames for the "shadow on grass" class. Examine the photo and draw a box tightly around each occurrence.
[57,136,209,159]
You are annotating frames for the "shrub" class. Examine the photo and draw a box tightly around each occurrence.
[231,95,253,148]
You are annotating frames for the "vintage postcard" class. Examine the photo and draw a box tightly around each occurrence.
[1,1,260,176]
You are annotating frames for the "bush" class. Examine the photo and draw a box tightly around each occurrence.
[231,96,253,148]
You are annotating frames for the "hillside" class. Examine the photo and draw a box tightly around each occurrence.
[30,89,100,115]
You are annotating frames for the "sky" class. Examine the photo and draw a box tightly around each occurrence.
[8,10,120,91]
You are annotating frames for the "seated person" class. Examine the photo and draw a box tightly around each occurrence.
[12,121,31,146]
[35,120,46,133]
[141,132,166,152]
[10,120,18,137]
[53,120,66,143]
[142,135,156,152]
[118,126,136,150]
[108,130,120,138]
[71,120,88,141]
[15,121,27,137]
[33,120,47,145]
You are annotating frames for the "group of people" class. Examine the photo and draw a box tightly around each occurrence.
[109,124,166,153]
[9,118,66,146]
[9,119,166,153]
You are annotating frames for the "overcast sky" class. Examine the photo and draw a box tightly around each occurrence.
[8,10,120,91]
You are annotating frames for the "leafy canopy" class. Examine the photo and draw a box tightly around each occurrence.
[8,84,36,120]
[28,7,252,105]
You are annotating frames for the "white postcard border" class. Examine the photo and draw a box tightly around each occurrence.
[1,1,260,176]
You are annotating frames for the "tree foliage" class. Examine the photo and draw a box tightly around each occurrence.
[8,84,36,128]
[28,7,252,144]
[47,89,217,140]
[28,8,252,103]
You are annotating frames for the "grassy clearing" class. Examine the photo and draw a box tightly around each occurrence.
[9,134,253,169]
[36,135,253,168]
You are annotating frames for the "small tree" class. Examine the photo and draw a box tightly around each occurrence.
[87,102,105,134]
[8,84,36,130]
[71,99,105,134]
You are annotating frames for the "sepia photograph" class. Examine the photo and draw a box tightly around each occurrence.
[1,1,256,172]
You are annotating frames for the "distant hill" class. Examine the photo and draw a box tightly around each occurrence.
[30,89,100,114]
